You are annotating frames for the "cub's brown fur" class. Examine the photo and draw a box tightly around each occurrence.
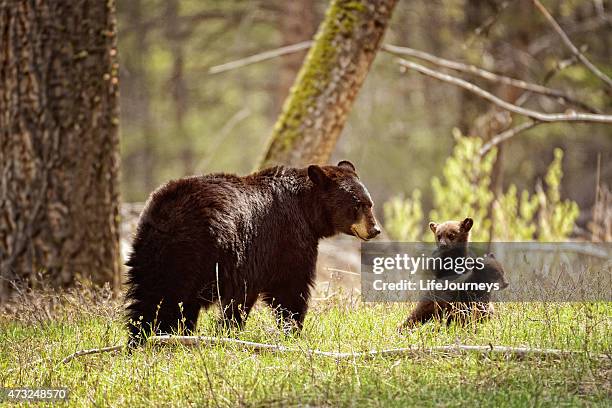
[399,218,508,331]
[429,218,473,278]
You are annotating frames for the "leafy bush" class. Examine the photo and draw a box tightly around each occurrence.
[383,136,579,242]
[383,190,423,241]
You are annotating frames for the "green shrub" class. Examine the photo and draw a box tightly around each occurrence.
[383,136,579,242]
[383,190,423,241]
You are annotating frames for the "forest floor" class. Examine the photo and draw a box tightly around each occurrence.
[1,284,610,407]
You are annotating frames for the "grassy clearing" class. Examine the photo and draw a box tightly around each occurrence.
[0,286,610,407]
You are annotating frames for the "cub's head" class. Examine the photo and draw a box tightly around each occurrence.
[308,160,380,241]
[429,217,473,248]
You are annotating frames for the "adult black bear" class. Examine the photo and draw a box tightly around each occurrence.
[126,161,379,346]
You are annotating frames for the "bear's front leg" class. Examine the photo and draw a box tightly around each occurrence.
[263,284,311,335]
[398,300,437,333]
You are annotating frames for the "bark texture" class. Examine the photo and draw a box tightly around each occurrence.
[260,0,398,168]
[0,0,121,299]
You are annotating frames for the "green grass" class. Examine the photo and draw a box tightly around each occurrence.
[0,287,610,407]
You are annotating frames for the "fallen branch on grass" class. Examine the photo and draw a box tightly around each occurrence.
[60,345,124,364]
[52,336,609,365]
[41,336,610,368]
[149,335,609,360]
[5,344,123,374]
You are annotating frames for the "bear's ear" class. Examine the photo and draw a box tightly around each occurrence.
[337,160,356,172]
[308,165,330,187]
[429,222,438,234]
[461,217,473,232]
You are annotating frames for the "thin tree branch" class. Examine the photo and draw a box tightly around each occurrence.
[532,0,612,89]
[529,16,612,55]
[397,58,612,124]
[383,44,601,114]
[206,39,605,115]
[480,120,542,156]
[208,40,313,74]
[53,337,609,365]
[60,345,123,364]
[149,336,607,360]
[195,108,251,172]
[6,344,123,373]
[470,1,511,39]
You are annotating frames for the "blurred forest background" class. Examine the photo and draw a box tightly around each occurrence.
[118,0,610,230]
[2,2,611,401]
[1,0,611,296]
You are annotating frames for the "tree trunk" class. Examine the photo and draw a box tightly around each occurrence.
[474,0,535,244]
[0,0,121,299]
[260,0,398,168]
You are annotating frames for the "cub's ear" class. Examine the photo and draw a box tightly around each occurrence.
[429,222,438,234]
[337,160,356,172]
[461,217,473,232]
[308,165,330,186]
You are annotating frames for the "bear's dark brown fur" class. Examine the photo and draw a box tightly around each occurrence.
[399,218,508,331]
[126,161,379,346]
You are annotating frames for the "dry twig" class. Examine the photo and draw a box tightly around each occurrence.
[49,336,609,367]
[149,336,609,360]
[208,41,313,74]
[532,0,612,89]
[397,58,612,124]
[383,44,600,113]
[480,120,541,155]
[60,345,124,364]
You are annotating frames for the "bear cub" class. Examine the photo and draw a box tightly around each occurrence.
[126,161,380,346]
[429,218,475,278]
[399,218,508,331]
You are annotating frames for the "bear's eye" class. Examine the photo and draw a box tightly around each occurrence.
[437,234,441,240]
[448,234,455,240]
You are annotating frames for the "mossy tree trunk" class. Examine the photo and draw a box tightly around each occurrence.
[0,0,121,299]
[259,0,398,168]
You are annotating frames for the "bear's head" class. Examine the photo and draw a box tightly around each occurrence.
[307,160,380,241]
[429,217,473,248]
